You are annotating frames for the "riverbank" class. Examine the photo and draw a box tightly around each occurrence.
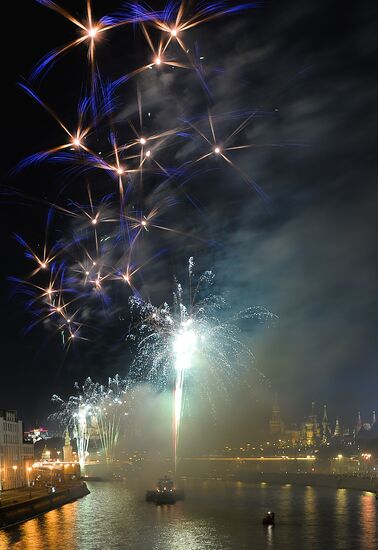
[2,479,377,550]
[0,482,90,529]
[235,472,378,492]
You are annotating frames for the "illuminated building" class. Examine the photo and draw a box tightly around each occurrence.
[63,429,73,462]
[31,430,79,483]
[321,405,332,443]
[41,444,51,461]
[284,427,301,445]
[356,410,378,440]
[265,400,378,447]
[300,402,321,446]
[0,410,34,490]
[333,417,341,438]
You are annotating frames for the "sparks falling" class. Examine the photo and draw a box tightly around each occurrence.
[94,375,129,465]
[51,380,96,470]
[129,258,275,466]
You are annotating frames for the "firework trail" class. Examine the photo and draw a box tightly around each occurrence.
[128,257,275,467]
[95,375,129,465]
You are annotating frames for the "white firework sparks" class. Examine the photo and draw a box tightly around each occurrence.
[51,375,129,469]
[128,258,275,466]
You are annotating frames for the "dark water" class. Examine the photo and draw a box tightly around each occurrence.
[1,480,377,549]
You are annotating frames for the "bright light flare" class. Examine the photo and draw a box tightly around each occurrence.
[173,322,197,372]
[87,27,98,39]
[173,319,197,467]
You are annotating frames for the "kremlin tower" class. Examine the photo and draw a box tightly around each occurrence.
[322,405,331,443]
[356,411,362,435]
[333,417,341,437]
[63,429,73,462]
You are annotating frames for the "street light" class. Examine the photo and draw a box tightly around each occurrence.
[49,465,54,488]
[27,467,32,498]
[12,465,18,489]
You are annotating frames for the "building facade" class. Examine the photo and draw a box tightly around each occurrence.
[63,429,73,462]
[0,410,34,490]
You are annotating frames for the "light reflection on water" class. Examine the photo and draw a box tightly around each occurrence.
[360,492,376,550]
[334,488,348,550]
[1,480,378,550]
[303,485,317,542]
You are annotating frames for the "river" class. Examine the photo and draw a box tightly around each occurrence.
[0,479,377,549]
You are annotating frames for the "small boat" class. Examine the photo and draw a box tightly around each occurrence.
[262,511,275,526]
[145,476,185,505]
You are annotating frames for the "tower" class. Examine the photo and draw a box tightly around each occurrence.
[63,428,73,462]
[310,402,319,430]
[309,401,320,441]
[322,405,331,443]
[269,394,284,436]
[334,417,341,437]
[356,411,362,435]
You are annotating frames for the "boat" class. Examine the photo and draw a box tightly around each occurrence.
[145,476,185,505]
[262,511,275,526]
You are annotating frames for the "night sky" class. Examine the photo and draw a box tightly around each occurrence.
[0,1,377,440]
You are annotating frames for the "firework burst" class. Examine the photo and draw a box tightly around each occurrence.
[94,375,129,465]
[128,258,275,466]
[51,378,98,469]
[11,0,285,464]
[51,375,129,468]
[13,0,281,346]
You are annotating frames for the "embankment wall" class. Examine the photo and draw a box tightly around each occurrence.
[0,483,90,529]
